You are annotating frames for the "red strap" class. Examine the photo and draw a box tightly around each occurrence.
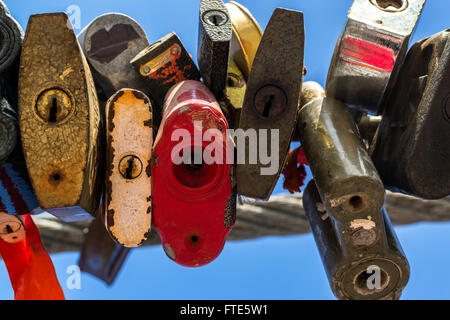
[0,215,65,300]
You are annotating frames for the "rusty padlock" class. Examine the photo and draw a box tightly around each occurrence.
[237,8,305,200]
[104,89,153,247]
[198,0,232,100]
[298,97,385,221]
[19,13,102,222]
[326,0,426,114]
[225,1,262,81]
[78,13,149,99]
[131,32,201,127]
[152,80,235,267]
[303,181,410,300]
[79,203,131,286]
[0,0,23,76]
[371,29,450,199]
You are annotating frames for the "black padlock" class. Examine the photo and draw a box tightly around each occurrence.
[237,8,305,200]
[198,0,232,101]
[131,32,201,127]
[78,13,149,99]
[298,97,385,222]
[371,29,450,199]
[303,180,410,300]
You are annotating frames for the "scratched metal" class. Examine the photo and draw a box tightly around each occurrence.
[18,13,101,221]
[237,8,304,200]
[198,0,232,99]
[303,181,410,300]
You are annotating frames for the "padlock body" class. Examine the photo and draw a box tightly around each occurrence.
[152,80,235,267]
[303,181,409,300]
[326,0,425,114]
[298,97,385,221]
[19,13,101,220]
[371,30,450,199]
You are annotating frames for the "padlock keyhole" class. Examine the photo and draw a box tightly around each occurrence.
[262,94,275,118]
[371,0,406,11]
[5,224,13,234]
[125,158,135,180]
[209,14,224,26]
[349,196,363,210]
[48,97,58,123]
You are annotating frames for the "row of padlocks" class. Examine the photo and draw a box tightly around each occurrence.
[0,0,449,300]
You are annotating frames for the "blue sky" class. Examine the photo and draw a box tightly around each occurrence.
[1,0,450,300]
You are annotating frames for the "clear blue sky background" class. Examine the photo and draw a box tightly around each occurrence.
[1,0,449,300]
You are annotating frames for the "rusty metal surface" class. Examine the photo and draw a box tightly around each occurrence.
[105,89,153,247]
[303,181,410,300]
[298,97,385,221]
[18,13,101,221]
[371,29,450,199]
[131,32,200,127]
[198,0,232,99]
[225,1,262,81]
[237,8,305,200]
[0,1,23,76]
[78,13,149,99]
[78,206,130,286]
[326,0,426,114]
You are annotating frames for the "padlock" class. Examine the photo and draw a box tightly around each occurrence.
[371,29,450,199]
[78,13,149,99]
[104,89,153,247]
[18,13,102,221]
[198,0,232,100]
[0,0,23,76]
[298,97,385,221]
[0,212,25,243]
[326,0,426,114]
[303,181,410,300]
[225,1,262,81]
[131,32,201,127]
[152,80,235,267]
[0,94,18,163]
[79,203,131,285]
[237,8,305,200]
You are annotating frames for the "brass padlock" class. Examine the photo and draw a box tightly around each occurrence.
[303,181,410,300]
[198,0,232,100]
[19,13,102,221]
[371,30,450,199]
[104,89,153,247]
[237,8,305,200]
[225,58,247,127]
[78,13,149,99]
[326,0,426,114]
[298,97,385,221]
[225,1,262,81]
[131,32,201,127]
[0,0,23,76]
[79,204,131,286]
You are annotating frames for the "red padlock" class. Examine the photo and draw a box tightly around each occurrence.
[152,80,235,267]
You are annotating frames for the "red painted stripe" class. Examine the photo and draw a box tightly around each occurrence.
[342,36,395,72]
